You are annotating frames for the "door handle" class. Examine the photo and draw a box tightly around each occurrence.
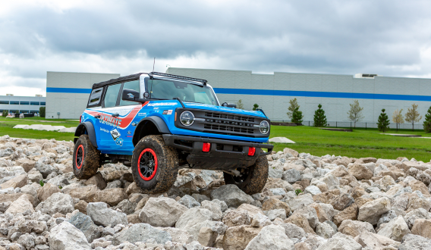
[112,113,120,117]
[94,114,101,118]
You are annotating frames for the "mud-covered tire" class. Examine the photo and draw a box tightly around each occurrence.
[73,134,100,179]
[131,135,179,194]
[224,154,269,195]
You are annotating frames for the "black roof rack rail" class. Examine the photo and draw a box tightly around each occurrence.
[149,72,207,85]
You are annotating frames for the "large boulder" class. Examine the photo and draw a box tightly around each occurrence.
[139,197,188,227]
[0,174,28,189]
[338,219,375,238]
[95,188,127,206]
[284,213,314,234]
[5,195,34,214]
[262,198,290,215]
[37,183,60,201]
[348,164,373,180]
[210,185,253,207]
[86,202,127,227]
[355,231,400,249]
[404,208,430,229]
[48,221,91,250]
[69,185,99,203]
[399,234,431,249]
[282,169,302,184]
[286,194,314,212]
[358,197,391,225]
[411,219,431,239]
[68,212,101,243]
[222,209,252,227]
[223,225,261,250]
[176,207,213,229]
[279,222,306,241]
[15,158,36,172]
[245,224,294,250]
[36,193,74,215]
[112,223,172,245]
[201,199,227,220]
[316,232,361,250]
[377,215,410,241]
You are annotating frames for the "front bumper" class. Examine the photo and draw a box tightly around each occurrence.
[162,134,273,170]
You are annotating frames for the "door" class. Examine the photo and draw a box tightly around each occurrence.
[97,80,142,154]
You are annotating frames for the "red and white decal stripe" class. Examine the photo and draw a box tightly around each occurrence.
[84,102,148,129]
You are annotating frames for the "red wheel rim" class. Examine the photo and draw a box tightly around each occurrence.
[137,148,158,181]
[75,145,84,169]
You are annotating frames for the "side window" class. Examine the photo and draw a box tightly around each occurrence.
[119,80,140,106]
[103,84,122,108]
[87,87,103,107]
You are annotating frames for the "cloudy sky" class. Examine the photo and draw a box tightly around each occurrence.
[1,0,431,96]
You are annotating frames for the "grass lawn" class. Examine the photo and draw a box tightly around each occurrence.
[270,125,431,161]
[0,117,78,141]
[1,116,430,161]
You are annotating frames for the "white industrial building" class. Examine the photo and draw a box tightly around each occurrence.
[0,95,46,114]
[167,68,431,129]
[44,68,431,129]
[46,72,120,119]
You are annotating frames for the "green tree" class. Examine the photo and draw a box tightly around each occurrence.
[2,110,8,117]
[392,109,404,132]
[377,109,390,132]
[347,100,364,128]
[287,98,300,120]
[405,103,422,131]
[39,107,46,118]
[236,99,244,109]
[253,104,259,111]
[423,106,431,133]
[291,107,303,125]
[314,104,327,127]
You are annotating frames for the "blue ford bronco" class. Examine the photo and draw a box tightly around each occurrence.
[73,72,273,194]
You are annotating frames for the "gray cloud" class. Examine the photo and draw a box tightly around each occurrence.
[1,0,431,95]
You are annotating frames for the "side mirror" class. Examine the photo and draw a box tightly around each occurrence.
[222,102,237,108]
[122,89,147,103]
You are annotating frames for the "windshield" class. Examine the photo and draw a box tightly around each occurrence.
[147,79,218,105]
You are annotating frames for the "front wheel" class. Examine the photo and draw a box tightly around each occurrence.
[223,154,269,195]
[131,135,179,194]
[73,135,100,179]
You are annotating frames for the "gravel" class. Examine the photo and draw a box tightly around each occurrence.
[2,134,431,250]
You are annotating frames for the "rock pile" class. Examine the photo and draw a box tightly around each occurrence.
[1,134,431,249]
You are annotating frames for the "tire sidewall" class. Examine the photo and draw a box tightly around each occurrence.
[73,136,88,178]
[131,137,165,190]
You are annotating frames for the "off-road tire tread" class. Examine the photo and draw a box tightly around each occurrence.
[131,135,179,194]
[224,154,269,195]
[73,134,100,179]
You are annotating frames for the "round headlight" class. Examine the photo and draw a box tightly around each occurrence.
[259,120,270,134]
[180,111,195,126]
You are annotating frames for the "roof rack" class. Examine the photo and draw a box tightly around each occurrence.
[149,72,207,85]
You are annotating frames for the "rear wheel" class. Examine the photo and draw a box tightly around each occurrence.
[131,135,179,194]
[223,154,268,195]
[73,135,100,179]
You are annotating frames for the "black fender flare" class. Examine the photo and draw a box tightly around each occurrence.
[133,116,171,145]
[74,122,98,147]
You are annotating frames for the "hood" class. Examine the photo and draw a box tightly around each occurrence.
[183,102,267,119]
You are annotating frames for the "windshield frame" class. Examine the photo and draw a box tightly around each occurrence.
[143,77,220,106]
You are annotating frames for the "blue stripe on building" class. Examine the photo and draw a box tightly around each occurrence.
[46,87,92,94]
[46,87,431,102]
[214,88,431,102]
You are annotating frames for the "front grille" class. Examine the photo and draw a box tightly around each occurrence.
[204,124,254,134]
[205,112,255,122]
[203,112,255,135]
